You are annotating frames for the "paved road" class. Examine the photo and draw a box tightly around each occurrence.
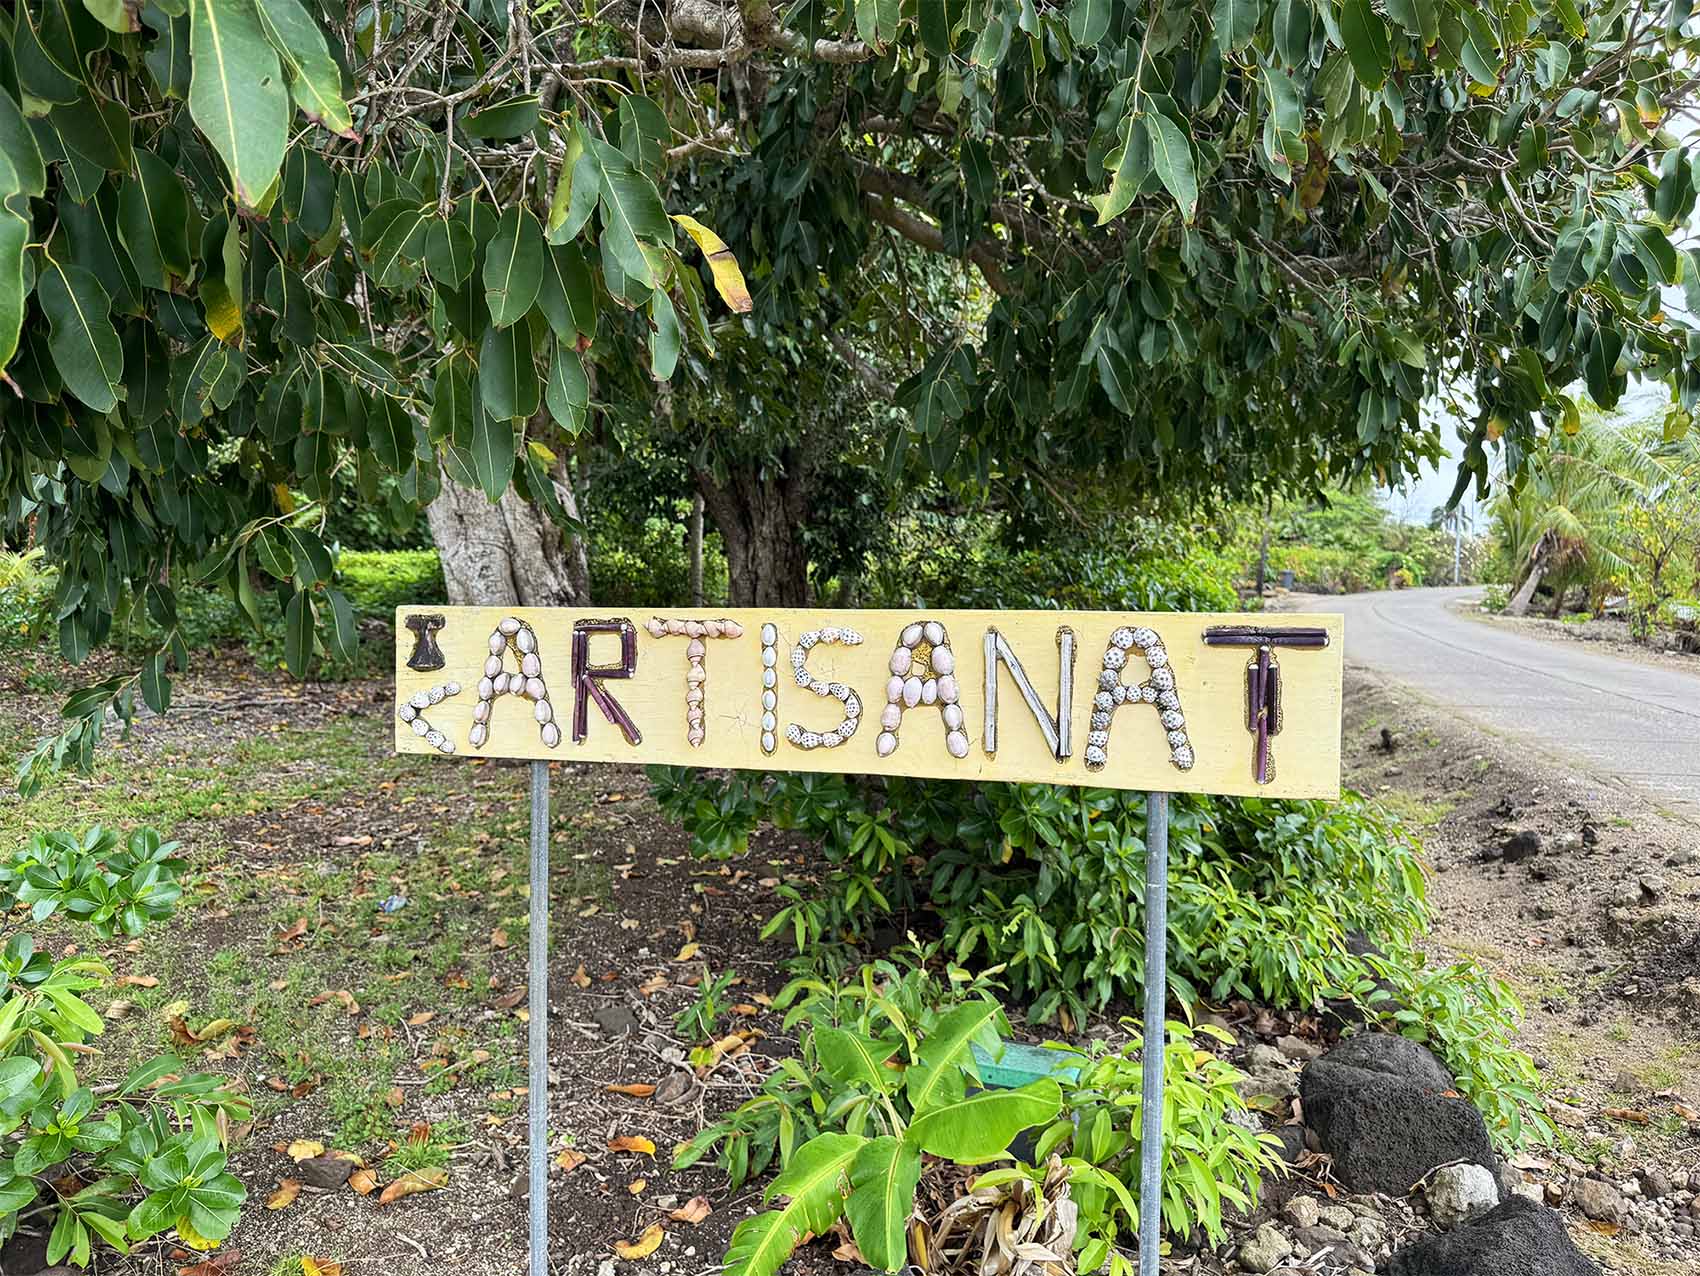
[1313,587,1700,815]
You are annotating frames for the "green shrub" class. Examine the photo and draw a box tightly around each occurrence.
[0,826,249,1263]
[589,510,728,606]
[335,550,446,616]
[649,770,1550,1151]
[1040,1020,1281,1253]
[0,548,55,660]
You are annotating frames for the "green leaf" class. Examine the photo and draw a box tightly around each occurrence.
[536,242,597,346]
[424,215,475,287]
[283,587,313,676]
[815,1026,899,1092]
[1458,9,1501,87]
[1212,0,1260,52]
[324,587,357,662]
[1146,114,1198,223]
[723,1133,861,1276]
[140,650,171,714]
[119,150,193,289]
[0,157,31,372]
[49,95,132,171]
[38,259,124,413]
[904,1079,1063,1162]
[1273,0,1314,66]
[255,0,354,136]
[1093,112,1151,224]
[586,137,669,290]
[469,407,515,502]
[545,342,588,435]
[483,205,544,328]
[1067,0,1110,46]
[0,93,47,197]
[845,1137,921,1272]
[478,316,539,421]
[430,359,474,443]
[463,94,540,139]
[188,0,289,207]
[547,129,598,245]
[650,288,681,379]
[1550,0,1585,40]
[1339,0,1391,90]
[905,999,1002,1114]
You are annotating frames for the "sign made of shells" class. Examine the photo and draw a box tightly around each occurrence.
[393,608,1345,799]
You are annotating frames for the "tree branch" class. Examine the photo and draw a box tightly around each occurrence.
[862,194,1012,296]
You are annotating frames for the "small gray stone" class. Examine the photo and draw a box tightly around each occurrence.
[1637,1167,1674,1199]
[298,1154,356,1189]
[1351,1215,1390,1254]
[593,1005,640,1038]
[1236,1223,1292,1273]
[1318,1204,1356,1231]
[1276,1034,1324,1062]
[1427,1163,1500,1230]
[1284,1195,1322,1228]
[1293,1226,1370,1269]
[1570,1177,1626,1223]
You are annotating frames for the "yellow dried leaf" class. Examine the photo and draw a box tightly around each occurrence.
[287,1139,326,1162]
[613,1223,665,1260]
[606,1083,657,1098]
[556,1148,587,1172]
[670,1195,712,1224]
[348,1168,379,1196]
[670,215,753,314]
[628,1178,647,1194]
[378,1166,449,1205]
[607,1134,656,1156]
[673,942,700,962]
[301,1259,343,1276]
[267,1179,302,1210]
[175,1216,221,1250]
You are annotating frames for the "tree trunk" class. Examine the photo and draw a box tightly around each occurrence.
[688,493,705,606]
[427,466,591,607]
[1504,550,1548,617]
[696,455,811,607]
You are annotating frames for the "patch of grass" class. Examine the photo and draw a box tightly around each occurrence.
[1372,790,1457,828]
[1606,1020,1632,1043]
[386,1117,467,1172]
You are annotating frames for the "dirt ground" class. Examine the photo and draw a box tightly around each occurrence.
[0,634,1696,1275]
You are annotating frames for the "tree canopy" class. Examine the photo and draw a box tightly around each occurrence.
[5,0,1700,786]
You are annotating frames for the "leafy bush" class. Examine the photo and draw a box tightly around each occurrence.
[0,548,55,659]
[1040,1020,1281,1255]
[864,515,1239,613]
[0,827,249,1263]
[650,771,1550,1151]
[589,510,728,606]
[334,550,446,616]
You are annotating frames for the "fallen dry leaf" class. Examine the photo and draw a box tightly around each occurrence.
[267,1179,302,1210]
[493,986,526,1010]
[607,1135,656,1156]
[628,1178,647,1194]
[378,1166,449,1205]
[670,1196,712,1225]
[490,928,510,949]
[1602,1107,1650,1124]
[1674,1101,1699,1121]
[606,1083,657,1098]
[176,1254,242,1276]
[556,1148,587,1172]
[613,1224,664,1260]
[117,974,159,988]
[275,918,309,947]
[673,942,700,962]
[286,1140,326,1163]
[406,1011,435,1027]
[571,964,592,989]
[348,1168,379,1196]
[301,1259,342,1276]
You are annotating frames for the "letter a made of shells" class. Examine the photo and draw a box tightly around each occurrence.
[783,625,864,751]
[398,682,460,754]
[1085,626,1192,771]
[878,619,970,759]
[471,617,560,750]
[644,616,743,747]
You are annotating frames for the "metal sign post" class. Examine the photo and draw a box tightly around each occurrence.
[528,761,551,1275]
[1139,790,1170,1276]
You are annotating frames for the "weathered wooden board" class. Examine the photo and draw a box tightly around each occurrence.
[393,608,1343,798]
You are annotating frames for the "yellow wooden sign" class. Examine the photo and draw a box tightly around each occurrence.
[393,608,1343,798]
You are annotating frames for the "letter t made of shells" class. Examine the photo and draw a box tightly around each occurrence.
[643,617,743,747]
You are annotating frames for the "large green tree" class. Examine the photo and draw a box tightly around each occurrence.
[4,0,1700,788]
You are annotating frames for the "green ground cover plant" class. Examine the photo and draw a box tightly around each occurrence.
[0,826,249,1264]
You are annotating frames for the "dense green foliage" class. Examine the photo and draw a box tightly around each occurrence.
[0,826,249,1263]
[676,953,1276,1273]
[1237,487,1477,592]
[1490,407,1700,630]
[8,0,1700,785]
[651,766,1550,1149]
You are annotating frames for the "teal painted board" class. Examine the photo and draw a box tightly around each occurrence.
[971,1039,1081,1089]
